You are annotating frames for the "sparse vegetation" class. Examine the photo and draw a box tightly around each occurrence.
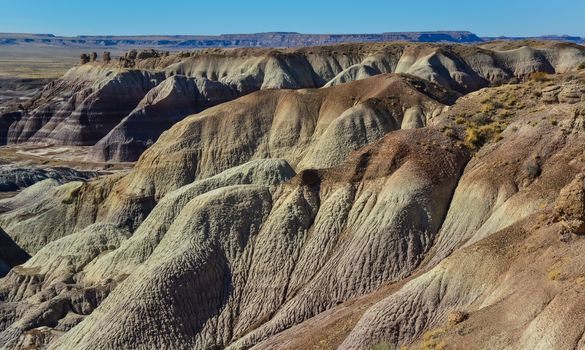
[480,101,499,114]
[441,126,458,139]
[370,341,397,350]
[528,71,550,82]
[548,270,561,281]
[447,310,468,327]
[501,95,518,108]
[452,95,516,150]
[525,158,541,179]
[548,260,563,281]
[422,329,446,350]
[497,110,514,119]
[463,118,508,150]
[579,61,585,70]
[455,115,466,125]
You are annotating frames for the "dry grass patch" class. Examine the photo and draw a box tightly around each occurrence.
[547,260,564,281]
[548,270,561,281]
[528,71,550,82]
[447,311,468,327]
[422,329,446,350]
[370,341,396,350]
[464,119,508,150]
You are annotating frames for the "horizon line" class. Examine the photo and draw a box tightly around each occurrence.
[0,30,583,39]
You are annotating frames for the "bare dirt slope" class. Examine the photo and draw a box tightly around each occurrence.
[0,46,585,349]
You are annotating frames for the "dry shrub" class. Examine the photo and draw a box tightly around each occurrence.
[447,311,468,326]
[528,71,549,82]
[370,341,396,350]
[422,329,446,350]
[464,121,507,150]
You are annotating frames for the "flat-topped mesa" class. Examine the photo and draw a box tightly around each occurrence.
[0,31,484,49]
[2,41,584,163]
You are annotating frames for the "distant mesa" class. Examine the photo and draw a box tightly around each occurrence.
[0,31,485,48]
[1,31,583,50]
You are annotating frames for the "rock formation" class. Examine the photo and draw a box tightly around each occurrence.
[88,74,238,162]
[0,228,29,278]
[1,43,585,350]
[2,41,583,163]
[554,173,585,234]
[0,165,98,192]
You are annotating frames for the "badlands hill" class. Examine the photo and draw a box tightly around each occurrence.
[0,41,584,350]
[1,41,584,163]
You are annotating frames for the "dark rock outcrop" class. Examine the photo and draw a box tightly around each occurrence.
[7,68,165,145]
[0,165,99,192]
[87,75,238,162]
[0,227,29,277]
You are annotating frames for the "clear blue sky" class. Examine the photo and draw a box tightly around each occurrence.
[1,0,583,37]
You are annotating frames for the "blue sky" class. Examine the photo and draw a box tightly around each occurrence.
[1,0,583,37]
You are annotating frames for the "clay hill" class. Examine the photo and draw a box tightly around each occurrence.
[0,40,585,350]
[2,41,585,164]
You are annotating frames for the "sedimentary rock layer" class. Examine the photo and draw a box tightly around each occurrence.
[2,41,583,163]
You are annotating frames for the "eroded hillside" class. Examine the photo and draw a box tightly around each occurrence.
[0,42,585,350]
[1,41,583,163]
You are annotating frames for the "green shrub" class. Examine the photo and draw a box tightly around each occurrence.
[579,61,585,70]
